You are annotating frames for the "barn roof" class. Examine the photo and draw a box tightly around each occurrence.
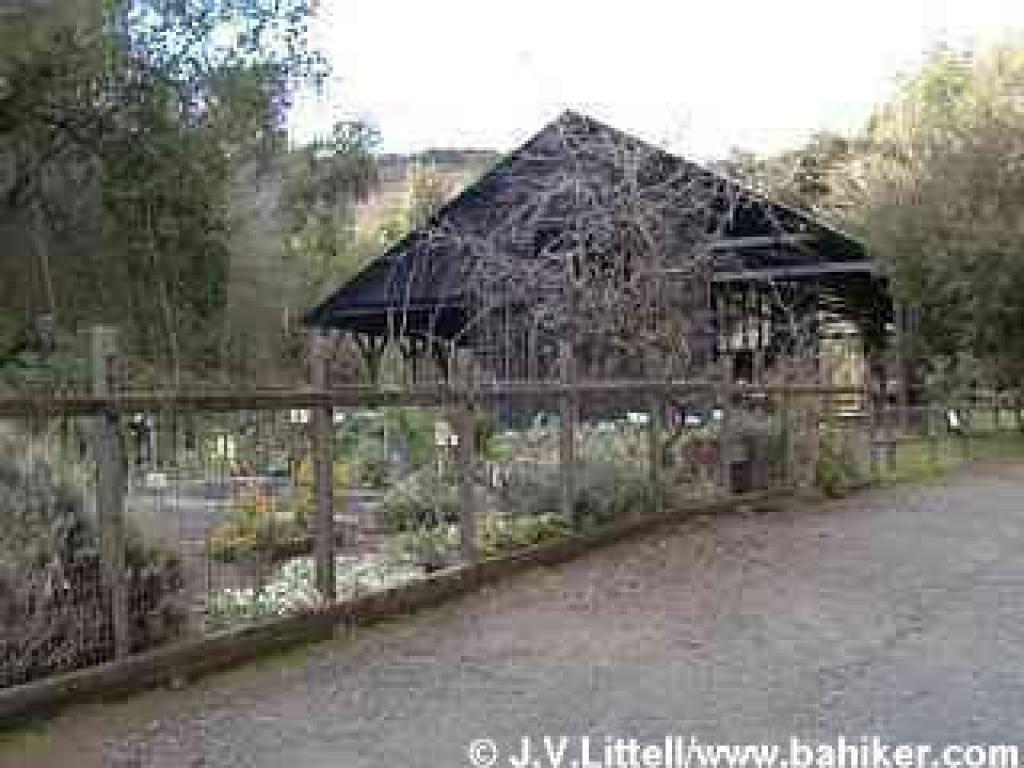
[305,111,880,339]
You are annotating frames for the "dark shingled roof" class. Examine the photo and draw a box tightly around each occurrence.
[305,111,878,339]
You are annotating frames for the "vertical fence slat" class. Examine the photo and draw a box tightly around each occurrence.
[928,404,940,467]
[310,331,336,602]
[719,357,734,494]
[455,403,477,564]
[558,341,576,523]
[91,325,130,658]
[648,389,664,514]
[868,385,882,481]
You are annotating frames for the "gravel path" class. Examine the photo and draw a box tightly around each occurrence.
[6,464,1024,767]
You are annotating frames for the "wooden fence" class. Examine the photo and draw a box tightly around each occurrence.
[1,326,1021,681]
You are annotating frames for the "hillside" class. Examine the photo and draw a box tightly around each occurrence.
[353,148,501,235]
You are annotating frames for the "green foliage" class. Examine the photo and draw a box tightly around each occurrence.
[476,513,570,558]
[842,44,1024,390]
[282,121,381,303]
[382,407,438,467]
[380,467,460,533]
[388,525,460,570]
[719,132,861,216]
[0,0,324,382]
[0,432,186,685]
[501,455,653,529]
[571,459,654,528]
[387,513,571,568]
[206,493,307,563]
[204,554,421,632]
[814,438,863,498]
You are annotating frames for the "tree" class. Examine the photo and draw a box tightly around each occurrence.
[0,0,325,385]
[840,45,1024,392]
[281,120,380,305]
[718,132,860,218]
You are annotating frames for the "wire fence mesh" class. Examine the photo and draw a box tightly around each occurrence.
[1,380,1023,690]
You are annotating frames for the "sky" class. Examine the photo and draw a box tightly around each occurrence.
[290,0,1024,161]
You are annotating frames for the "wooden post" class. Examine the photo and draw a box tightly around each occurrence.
[91,326,130,658]
[868,385,881,482]
[648,388,665,514]
[928,404,940,467]
[780,386,793,488]
[454,403,477,563]
[558,341,576,523]
[719,356,734,494]
[962,403,971,461]
[309,331,335,602]
[894,302,909,434]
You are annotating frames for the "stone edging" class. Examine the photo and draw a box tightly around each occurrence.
[0,489,788,727]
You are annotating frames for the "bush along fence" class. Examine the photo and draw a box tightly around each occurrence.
[1,327,1023,701]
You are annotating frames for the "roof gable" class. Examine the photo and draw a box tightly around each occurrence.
[306,111,870,331]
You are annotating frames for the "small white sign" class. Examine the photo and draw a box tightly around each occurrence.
[434,420,453,447]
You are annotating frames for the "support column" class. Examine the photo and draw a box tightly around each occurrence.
[719,355,735,494]
[558,341,577,523]
[454,403,477,564]
[309,331,336,602]
[92,326,130,658]
[648,388,665,514]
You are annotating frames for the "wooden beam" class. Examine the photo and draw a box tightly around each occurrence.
[705,233,818,251]
[712,261,877,282]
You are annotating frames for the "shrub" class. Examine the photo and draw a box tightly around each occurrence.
[477,513,570,557]
[571,459,654,528]
[206,493,307,563]
[815,437,863,498]
[388,525,461,571]
[499,457,652,529]
[0,435,185,688]
[204,555,422,632]
[380,467,460,533]
[386,513,572,566]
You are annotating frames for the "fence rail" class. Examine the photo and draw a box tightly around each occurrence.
[2,328,1022,692]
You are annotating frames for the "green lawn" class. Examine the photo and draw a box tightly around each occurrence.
[880,430,1024,484]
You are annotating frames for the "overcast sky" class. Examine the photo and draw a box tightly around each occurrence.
[290,0,1024,160]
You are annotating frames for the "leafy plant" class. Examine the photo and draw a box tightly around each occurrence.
[206,493,307,563]
[380,467,460,533]
[499,455,653,529]
[387,526,461,571]
[815,437,864,498]
[204,554,422,633]
[477,513,570,558]
[0,432,186,687]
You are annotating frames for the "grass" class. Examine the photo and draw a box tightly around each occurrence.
[879,430,1024,484]
[0,719,52,749]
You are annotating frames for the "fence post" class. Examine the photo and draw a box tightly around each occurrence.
[454,402,477,564]
[648,387,665,514]
[868,386,881,482]
[780,386,793,488]
[928,404,940,467]
[719,356,734,494]
[962,402,971,461]
[91,325,130,658]
[558,341,576,523]
[309,331,335,602]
